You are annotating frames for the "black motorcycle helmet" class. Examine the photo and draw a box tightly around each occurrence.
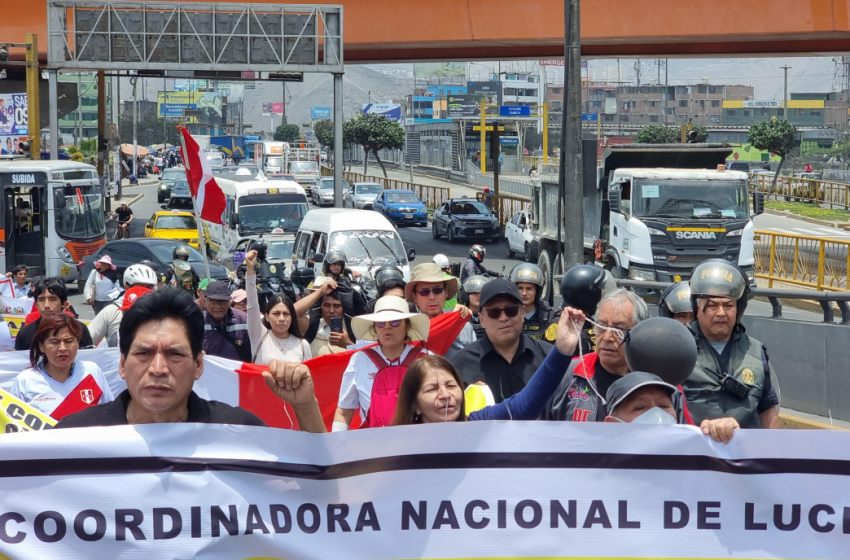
[624,317,697,386]
[689,259,749,323]
[250,239,268,261]
[290,266,316,289]
[172,246,190,261]
[374,265,404,294]
[560,265,607,316]
[323,250,347,275]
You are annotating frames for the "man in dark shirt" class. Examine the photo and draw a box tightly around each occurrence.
[111,200,134,238]
[447,279,552,403]
[202,281,251,362]
[15,278,93,351]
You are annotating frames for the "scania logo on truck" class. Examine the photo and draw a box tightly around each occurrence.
[11,173,36,184]
[675,231,717,240]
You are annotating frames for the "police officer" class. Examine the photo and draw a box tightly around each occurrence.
[166,246,200,294]
[658,281,694,325]
[510,263,552,341]
[461,244,499,285]
[322,250,355,284]
[461,274,490,339]
[368,266,415,313]
[684,260,779,429]
[544,264,609,353]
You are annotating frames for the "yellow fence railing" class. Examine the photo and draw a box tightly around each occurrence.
[318,166,450,210]
[475,192,532,232]
[749,173,850,210]
[754,229,850,291]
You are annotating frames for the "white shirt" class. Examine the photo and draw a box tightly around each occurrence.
[87,301,123,347]
[8,360,115,417]
[246,273,312,365]
[338,345,431,419]
[85,270,121,302]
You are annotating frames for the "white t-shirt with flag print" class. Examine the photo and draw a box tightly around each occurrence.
[8,360,115,417]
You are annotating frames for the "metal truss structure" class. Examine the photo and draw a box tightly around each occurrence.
[47,1,343,73]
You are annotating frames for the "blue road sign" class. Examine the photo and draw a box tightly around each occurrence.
[499,105,531,117]
[581,113,599,121]
[499,137,520,145]
[311,107,332,119]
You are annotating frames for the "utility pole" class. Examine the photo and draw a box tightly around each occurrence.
[130,76,138,180]
[560,0,584,271]
[781,65,791,121]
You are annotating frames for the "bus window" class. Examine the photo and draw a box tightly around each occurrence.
[294,231,312,260]
[55,184,106,240]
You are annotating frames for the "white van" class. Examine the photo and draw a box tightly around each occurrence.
[293,209,415,281]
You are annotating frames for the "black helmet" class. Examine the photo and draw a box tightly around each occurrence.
[250,239,268,261]
[689,259,749,322]
[560,265,607,316]
[510,263,544,302]
[468,244,486,262]
[291,266,315,289]
[658,281,692,318]
[374,266,404,289]
[624,317,697,386]
[322,250,347,275]
[172,246,190,261]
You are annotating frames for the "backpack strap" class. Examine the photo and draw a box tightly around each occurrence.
[362,347,389,370]
[401,346,424,367]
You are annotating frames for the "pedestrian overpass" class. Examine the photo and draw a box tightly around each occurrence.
[4,0,850,62]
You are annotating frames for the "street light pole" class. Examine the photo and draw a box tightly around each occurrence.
[560,0,584,272]
[781,65,791,121]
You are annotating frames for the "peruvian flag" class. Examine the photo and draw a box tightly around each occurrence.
[178,126,227,225]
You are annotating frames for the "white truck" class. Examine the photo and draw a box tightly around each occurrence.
[530,143,764,300]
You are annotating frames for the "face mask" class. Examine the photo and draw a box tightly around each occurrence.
[615,407,676,425]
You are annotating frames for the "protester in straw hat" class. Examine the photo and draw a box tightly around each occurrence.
[333,296,432,431]
[405,263,475,353]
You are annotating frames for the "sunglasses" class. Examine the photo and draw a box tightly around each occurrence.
[484,305,522,319]
[416,287,445,297]
[375,320,403,328]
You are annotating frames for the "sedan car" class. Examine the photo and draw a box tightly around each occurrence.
[216,233,297,273]
[504,210,536,261]
[344,182,384,210]
[312,177,350,206]
[158,168,186,202]
[163,195,194,211]
[431,197,500,243]
[372,189,428,226]
[77,238,229,293]
[171,179,191,197]
[144,210,200,248]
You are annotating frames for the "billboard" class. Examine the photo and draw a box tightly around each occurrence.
[446,92,501,119]
[363,103,403,122]
[263,102,284,115]
[0,93,28,155]
[467,81,502,106]
[157,92,226,123]
[413,62,467,78]
[311,106,332,119]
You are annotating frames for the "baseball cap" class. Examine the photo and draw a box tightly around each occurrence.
[231,289,247,303]
[478,278,522,309]
[605,372,677,416]
[205,281,231,301]
[198,278,210,290]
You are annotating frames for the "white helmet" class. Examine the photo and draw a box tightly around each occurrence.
[432,254,450,268]
[123,264,158,288]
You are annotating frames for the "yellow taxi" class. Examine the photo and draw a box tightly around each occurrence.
[144,210,200,248]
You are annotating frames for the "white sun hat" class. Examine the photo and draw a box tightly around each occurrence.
[351,295,430,342]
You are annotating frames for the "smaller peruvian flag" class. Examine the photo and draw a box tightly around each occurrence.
[178,126,227,225]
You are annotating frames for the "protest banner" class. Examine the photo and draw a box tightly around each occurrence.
[0,422,847,559]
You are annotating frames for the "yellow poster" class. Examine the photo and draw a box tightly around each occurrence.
[0,388,56,433]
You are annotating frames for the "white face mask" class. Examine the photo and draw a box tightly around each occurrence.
[615,407,677,425]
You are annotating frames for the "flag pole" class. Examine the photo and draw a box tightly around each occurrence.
[178,126,212,281]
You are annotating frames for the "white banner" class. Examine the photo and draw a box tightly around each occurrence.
[0,423,848,559]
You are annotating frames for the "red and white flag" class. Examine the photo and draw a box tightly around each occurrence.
[178,126,227,225]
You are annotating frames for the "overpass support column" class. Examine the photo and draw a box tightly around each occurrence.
[48,68,59,160]
[333,72,344,207]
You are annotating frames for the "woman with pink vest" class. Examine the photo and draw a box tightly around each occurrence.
[332,296,431,431]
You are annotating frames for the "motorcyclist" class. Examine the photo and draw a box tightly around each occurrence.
[510,263,553,341]
[658,281,694,325]
[543,264,610,353]
[461,244,499,285]
[461,274,490,339]
[433,254,459,310]
[87,264,158,347]
[165,245,200,294]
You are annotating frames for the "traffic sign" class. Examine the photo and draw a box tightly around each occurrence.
[473,125,506,131]
[500,137,519,145]
[581,113,598,121]
[499,105,531,117]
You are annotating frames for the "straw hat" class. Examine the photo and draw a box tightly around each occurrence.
[351,296,430,342]
[404,263,458,302]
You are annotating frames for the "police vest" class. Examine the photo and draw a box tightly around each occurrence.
[544,310,596,354]
[170,261,196,293]
[523,301,553,340]
[683,324,768,429]
[470,315,486,339]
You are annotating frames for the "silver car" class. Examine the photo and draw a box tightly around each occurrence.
[344,182,384,210]
[313,177,350,206]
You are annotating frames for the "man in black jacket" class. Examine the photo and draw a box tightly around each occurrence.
[461,244,500,285]
[15,278,93,351]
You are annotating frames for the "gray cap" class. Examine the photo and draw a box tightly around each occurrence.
[606,372,677,416]
[205,281,231,301]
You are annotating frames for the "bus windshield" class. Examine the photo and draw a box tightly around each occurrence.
[239,195,308,233]
[328,230,406,266]
[632,179,750,220]
[266,157,284,168]
[55,184,106,239]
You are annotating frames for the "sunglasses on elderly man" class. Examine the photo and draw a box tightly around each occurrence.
[415,287,445,297]
[484,304,522,319]
[375,320,403,328]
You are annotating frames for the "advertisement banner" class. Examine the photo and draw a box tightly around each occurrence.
[447,92,500,119]
[0,93,28,154]
[467,81,502,106]
[311,106,332,120]
[0,423,848,559]
[157,92,225,123]
[362,103,403,122]
[413,62,467,78]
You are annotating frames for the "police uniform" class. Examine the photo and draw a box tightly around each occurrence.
[523,299,553,340]
[167,260,199,294]
[544,308,595,354]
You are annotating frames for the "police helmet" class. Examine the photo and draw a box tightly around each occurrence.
[291,266,315,289]
[462,275,490,294]
[624,317,697,386]
[658,281,692,318]
[510,263,544,302]
[689,259,749,320]
[249,239,268,261]
[468,244,486,262]
[374,266,404,289]
[172,246,190,261]
[559,265,607,316]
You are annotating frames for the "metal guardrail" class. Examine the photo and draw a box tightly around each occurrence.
[753,229,850,291]
[474,192,531,231]
[615,278,850,324]
[749,172,850,210]
[318,165,450,210]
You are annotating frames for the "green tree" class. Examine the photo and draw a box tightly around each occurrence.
[79,138,98,157]
[118,117,181,147]
[748,119,797,195]
[273,123,301,143]
[313,119,334,150]
[347,113,405,177]
[636,124,678,144]
[691,124,709,143]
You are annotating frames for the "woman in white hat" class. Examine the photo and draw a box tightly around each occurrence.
[333,295,431,431]
[84,255,122,315]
